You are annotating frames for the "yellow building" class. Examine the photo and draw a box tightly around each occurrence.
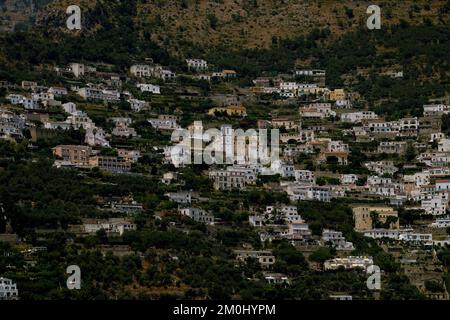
[329,89,346,101]
[352,205,399,231]
[208,105,247,117]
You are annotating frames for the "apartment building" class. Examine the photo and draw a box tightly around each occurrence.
[128,99,149,112]
[77,87,120,102]
[328,89,346,101]
[209,169,248,191]
[324,256,373,271]
[423,104,449,116]
[117,149,141,163]
[270,117,299,130]
[112,123,138,138]
[294,170,315,183]
[438,139,450,152]
[148,116,179,130]
[0,277,19,300]
[165,192,192,204]
[89,156,132,173]
[340,174,358,185]
[322,229,354,250]
[130,64,153,77]
[179,208,214,225]
[186,59,208,71]
[137,83,161,94]
[340,111,378,123]
[0,109,26,139]
[421,192,448,215]
[299,103,336,119]
[234,250,275,267]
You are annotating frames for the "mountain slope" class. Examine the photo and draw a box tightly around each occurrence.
[4,0,449,55]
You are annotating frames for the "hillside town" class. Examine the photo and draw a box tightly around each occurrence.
[0,0,450,304]
[1,55,450,300]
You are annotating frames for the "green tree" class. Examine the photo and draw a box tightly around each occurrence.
[309,247,333,264]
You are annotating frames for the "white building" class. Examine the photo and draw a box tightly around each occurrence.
[186,59,208,71]
[438,138,450,152]
[398,233,433,245]
[403,172,430,187]
[69,63,85,78]
[363,228,433,245]
[421,192,448,216]
[82,218,136,236]
[7,94,39,109]
[299,103,336,119]
[249,215,264,227]
[284,183,332,202]
[6,94,25,105]
[137,83,161,94]
[62,102,77,114]
[234,250,275,267]
[158,69,176,81]
[281,206,302,222]
[340,174,358,185]
[117,149,141,163]
[270,160,295,178]
[294,170,315,183]
[363,229,404,240]
[399,117,419,136]
[287,220,312,240]
[264,273,290,285]
[165,192,192,204]
[0,109,26,139]
[340,111,378,123]
[112,123,137,138]
[128,99,149,112]
[377,141,407,154]
[280,82,299,92]
[32,92,54,102]
[322,229,354,250]
[436,179,450,192]
[430,218,450,228]
[430,132,445,142]
[324,256,373,271]
[130,64,153,77]
[209,169,248,191]
[423,104,449,116]
[365,161,398,176]
[335,99,352,108]
[148,117,179,130]
[295,69,326,77]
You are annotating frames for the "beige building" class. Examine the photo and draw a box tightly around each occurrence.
[89,156,131,173]
[53,145,92,165]
[352,205,399,231]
